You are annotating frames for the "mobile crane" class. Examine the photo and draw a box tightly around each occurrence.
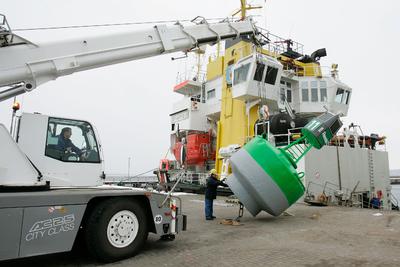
[0,14,257,262]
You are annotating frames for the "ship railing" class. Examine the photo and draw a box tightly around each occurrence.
[104,175,159,189]
[324,181,355,204]
[105,175,158,184]
[256,127,304,147]
[179,171,208,186]
[283,127,304,147]
[327,133,386,151]
[175,69,207,86]
[256,26,304,56]
[251,123,385,154]
[250,124,304,147]
[282,64,333,78]
[270,133,291,147]
[390,178,400,185]
[319,66,335,77]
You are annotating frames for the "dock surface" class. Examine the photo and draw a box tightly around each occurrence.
[3,194,400,267]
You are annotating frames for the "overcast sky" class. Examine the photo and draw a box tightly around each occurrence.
[1,0,399,175]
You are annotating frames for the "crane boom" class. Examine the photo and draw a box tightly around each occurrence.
[0,16,256,101]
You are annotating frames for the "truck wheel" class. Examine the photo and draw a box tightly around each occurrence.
[85,198,148,262]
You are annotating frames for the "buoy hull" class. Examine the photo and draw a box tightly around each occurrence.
[227,136,305,217]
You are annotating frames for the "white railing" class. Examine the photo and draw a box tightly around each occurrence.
[251,122,304,147]
[175,69,207,85]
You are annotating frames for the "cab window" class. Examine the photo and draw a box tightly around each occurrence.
[253,62,265,82]
[45,117,100,163]
[335,88,345,103]
[344,90,351,104]
[265,66,278,85]
[233,63,250,85]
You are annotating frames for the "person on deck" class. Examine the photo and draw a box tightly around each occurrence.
[205,169,228,220]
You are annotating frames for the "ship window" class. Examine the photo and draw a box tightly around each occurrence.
[265,66,278,85]
[344,90,351,104]
[207,89,216,99]
[280,88,285,102]
[280,80,285,85]
[190,95,201,102]
[45,117,100,163]
[287,89,292,102]
[286,82,291,88]
[233,63,250,85]
[311,88,318,102]
[320,81,327,102]
[335,88,345,103]
[301,81,308,101]
[320,88,327,102]
[310,81,318,88]
[346,91,351,104]
[311,81,318,102]
[302,88,309,102]
[253,62,265,82]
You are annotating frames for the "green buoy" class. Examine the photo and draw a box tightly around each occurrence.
[226,112,342,216]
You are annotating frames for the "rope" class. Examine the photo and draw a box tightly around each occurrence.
[118,168,157,183]
[12,17,228,32]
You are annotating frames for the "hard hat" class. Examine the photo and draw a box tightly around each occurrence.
[210,169,217,175]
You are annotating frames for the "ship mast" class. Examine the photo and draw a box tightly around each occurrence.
[233,0,263,20]
[240,0,247,20]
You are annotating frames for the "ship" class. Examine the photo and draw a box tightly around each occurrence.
[155,1,395,211]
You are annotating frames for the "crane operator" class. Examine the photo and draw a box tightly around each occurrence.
[57,127,83,157]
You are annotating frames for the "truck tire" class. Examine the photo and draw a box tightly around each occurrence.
[85,198,148,262]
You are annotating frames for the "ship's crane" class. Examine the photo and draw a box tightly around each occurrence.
[0,14,258,263]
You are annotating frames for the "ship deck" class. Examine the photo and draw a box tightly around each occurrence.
[4,194,400,267]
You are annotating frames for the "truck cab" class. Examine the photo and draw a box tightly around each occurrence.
[16,113,104,187]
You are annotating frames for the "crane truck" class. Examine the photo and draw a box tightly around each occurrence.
[0,14,257,262]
